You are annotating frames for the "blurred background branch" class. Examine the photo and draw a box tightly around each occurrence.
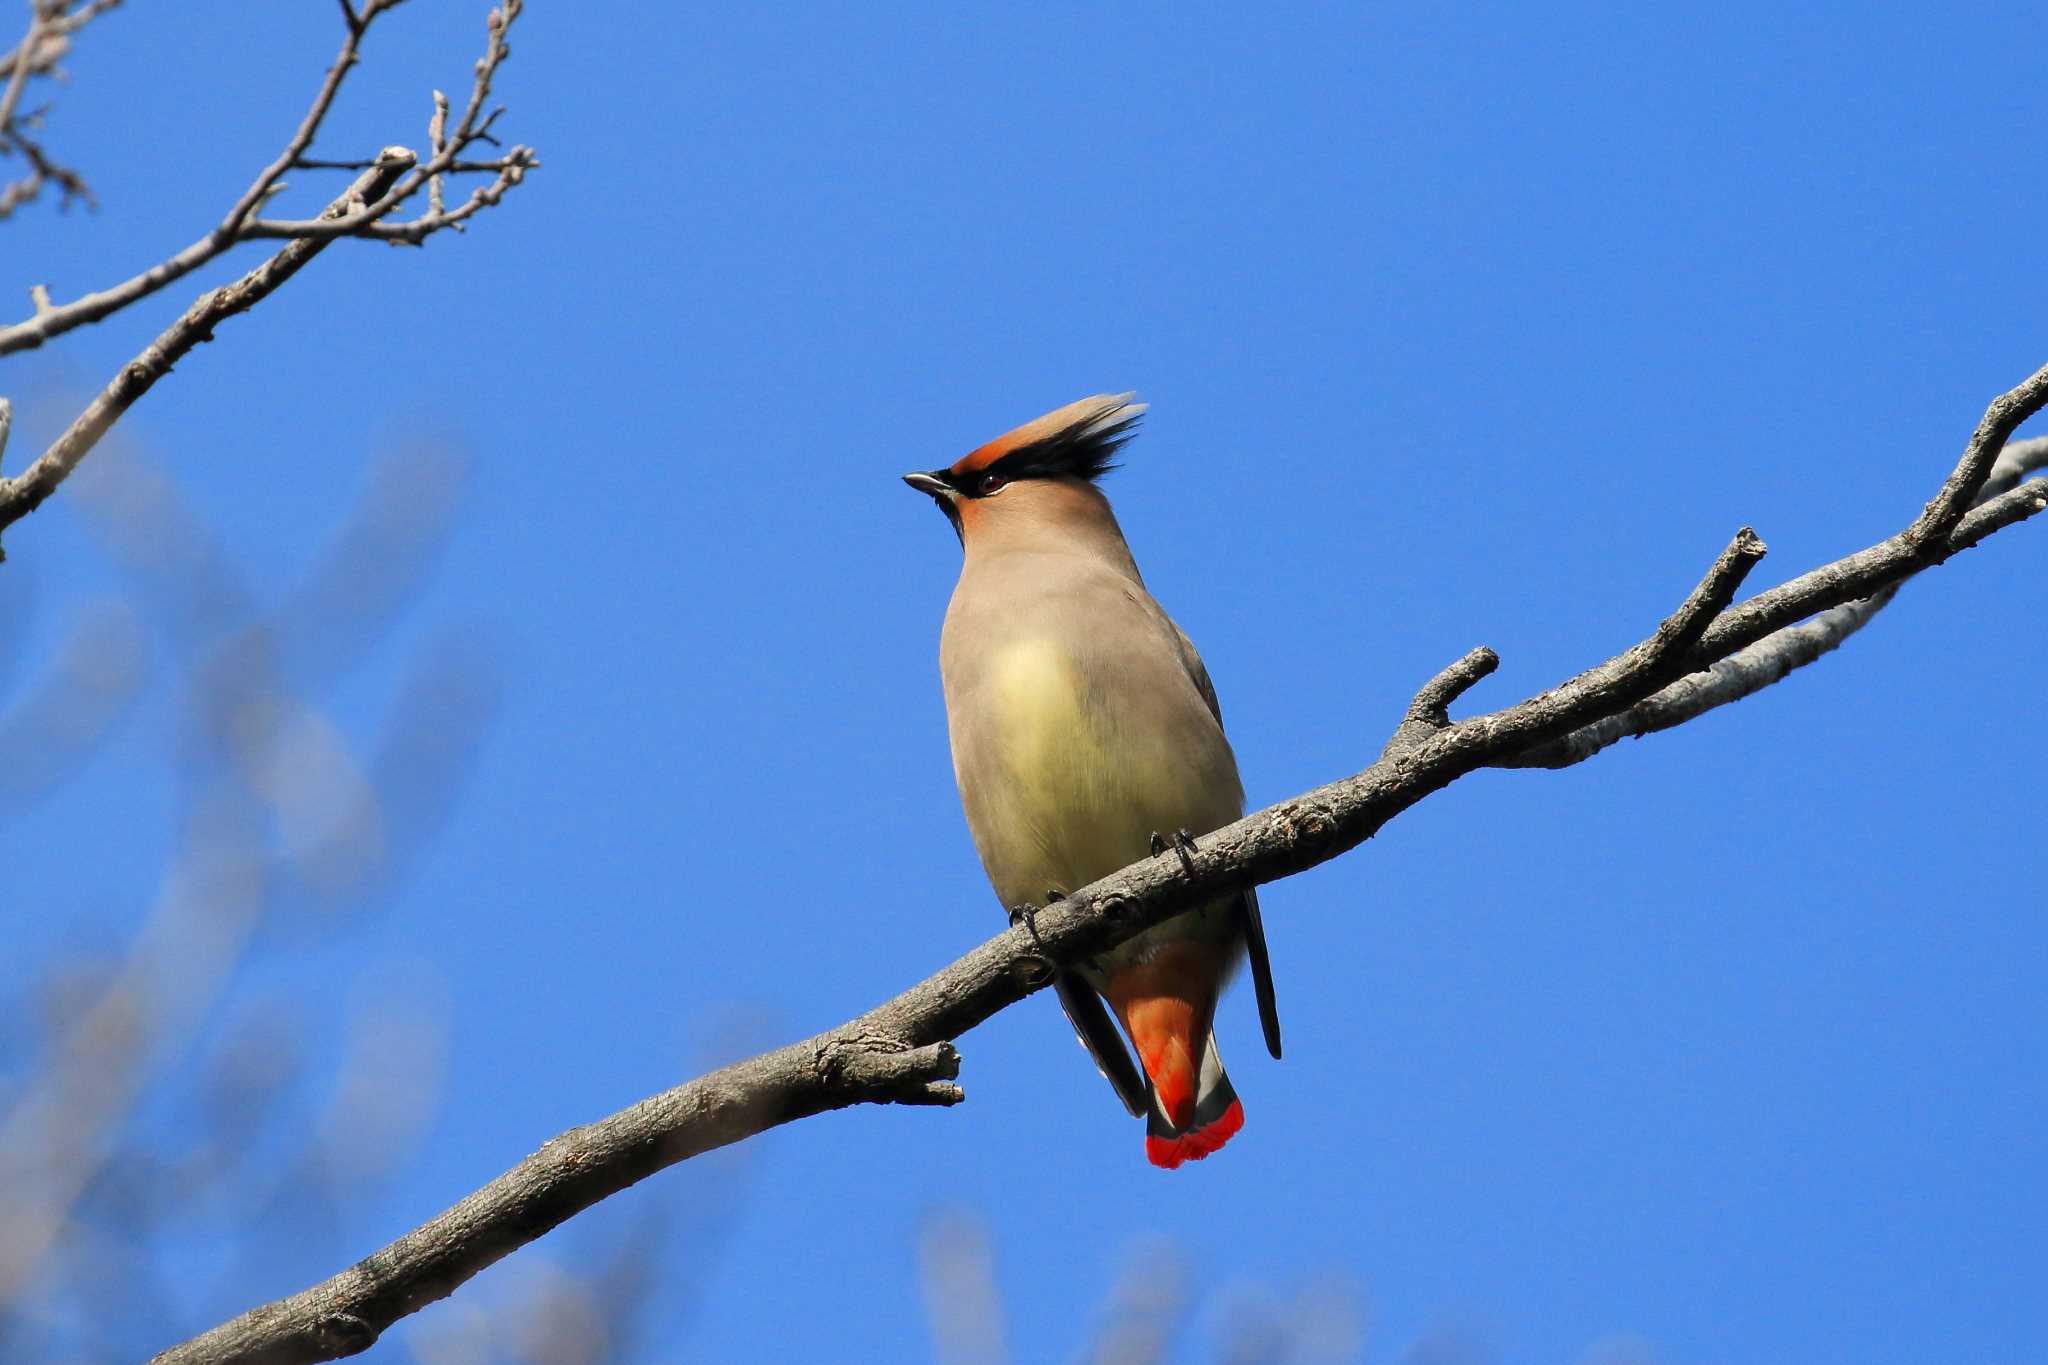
[0,421,552,1360]
[0,0,123,219]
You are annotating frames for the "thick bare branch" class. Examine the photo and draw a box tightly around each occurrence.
[0,152,415,555]
[149,368,2048,1365]
[0,0,531,355]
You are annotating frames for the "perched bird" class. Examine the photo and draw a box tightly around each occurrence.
[904,394,1281,1169]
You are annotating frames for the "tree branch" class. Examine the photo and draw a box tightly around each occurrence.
[149,365,2048,1365]
[0,152,414,556]
[1503,433,2048,768]
[0,0,532,356]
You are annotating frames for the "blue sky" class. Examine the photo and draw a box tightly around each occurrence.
[3,3,2044,1361]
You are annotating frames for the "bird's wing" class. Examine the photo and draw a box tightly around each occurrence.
[1238,887,1282,1060]
[1055,974,1149,1116]
[1167,617,1283,1060]
[1168,619,1227,727]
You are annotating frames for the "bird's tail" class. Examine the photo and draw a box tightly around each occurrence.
[1144,1032,1242,1169]
[1123,996,1244,1169]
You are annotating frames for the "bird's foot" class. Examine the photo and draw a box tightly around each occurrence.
[1007,900,1058,988]
[1151,829,1199,872]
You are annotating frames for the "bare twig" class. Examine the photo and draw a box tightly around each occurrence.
[427,88,449,221]
[1504,434,2048,768]
[293,154,517,174]
[149,367,2048,1365]
[1909,359,2048,547]
[1381,646,1498,761]
[239,1,532,245]
[217,7,388,234]
[0,152,416,556]
[0,0,533,356]
[241,145,539,243]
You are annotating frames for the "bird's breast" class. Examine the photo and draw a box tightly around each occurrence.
[951,633,1217,907]
[984,636,1107,813]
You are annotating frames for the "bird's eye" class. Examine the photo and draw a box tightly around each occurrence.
[977,472,1008,495]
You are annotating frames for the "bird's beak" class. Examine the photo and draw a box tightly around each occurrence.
[901,471,951,497]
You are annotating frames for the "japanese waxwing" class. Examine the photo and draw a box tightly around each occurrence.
[903,394,1281,1169]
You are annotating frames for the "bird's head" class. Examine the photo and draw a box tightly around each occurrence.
[903,393,1145,547]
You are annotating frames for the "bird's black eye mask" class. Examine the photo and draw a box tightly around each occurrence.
[936,409,1142,499]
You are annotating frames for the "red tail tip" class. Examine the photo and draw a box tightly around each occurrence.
[1145,1097,1245,1170]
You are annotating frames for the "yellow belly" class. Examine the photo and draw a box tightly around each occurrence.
[976,638,1189,899]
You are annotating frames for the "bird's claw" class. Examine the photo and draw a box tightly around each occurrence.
[1007,901,1057,988]
[1151,829,1199,873]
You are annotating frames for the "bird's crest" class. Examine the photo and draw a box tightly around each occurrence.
[949,392,1145,485]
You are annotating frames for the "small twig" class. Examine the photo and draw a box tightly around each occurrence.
[1407,646,1501,725]
[426,88,448,221]
[291,154,516,174]
[234,1,529,245]
[0,397,12,477]
[0,152,416,557]
[1908,358,2048,549]
[249,146,537,245]
[1381,646,1498,761]
[217,0,401,234]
